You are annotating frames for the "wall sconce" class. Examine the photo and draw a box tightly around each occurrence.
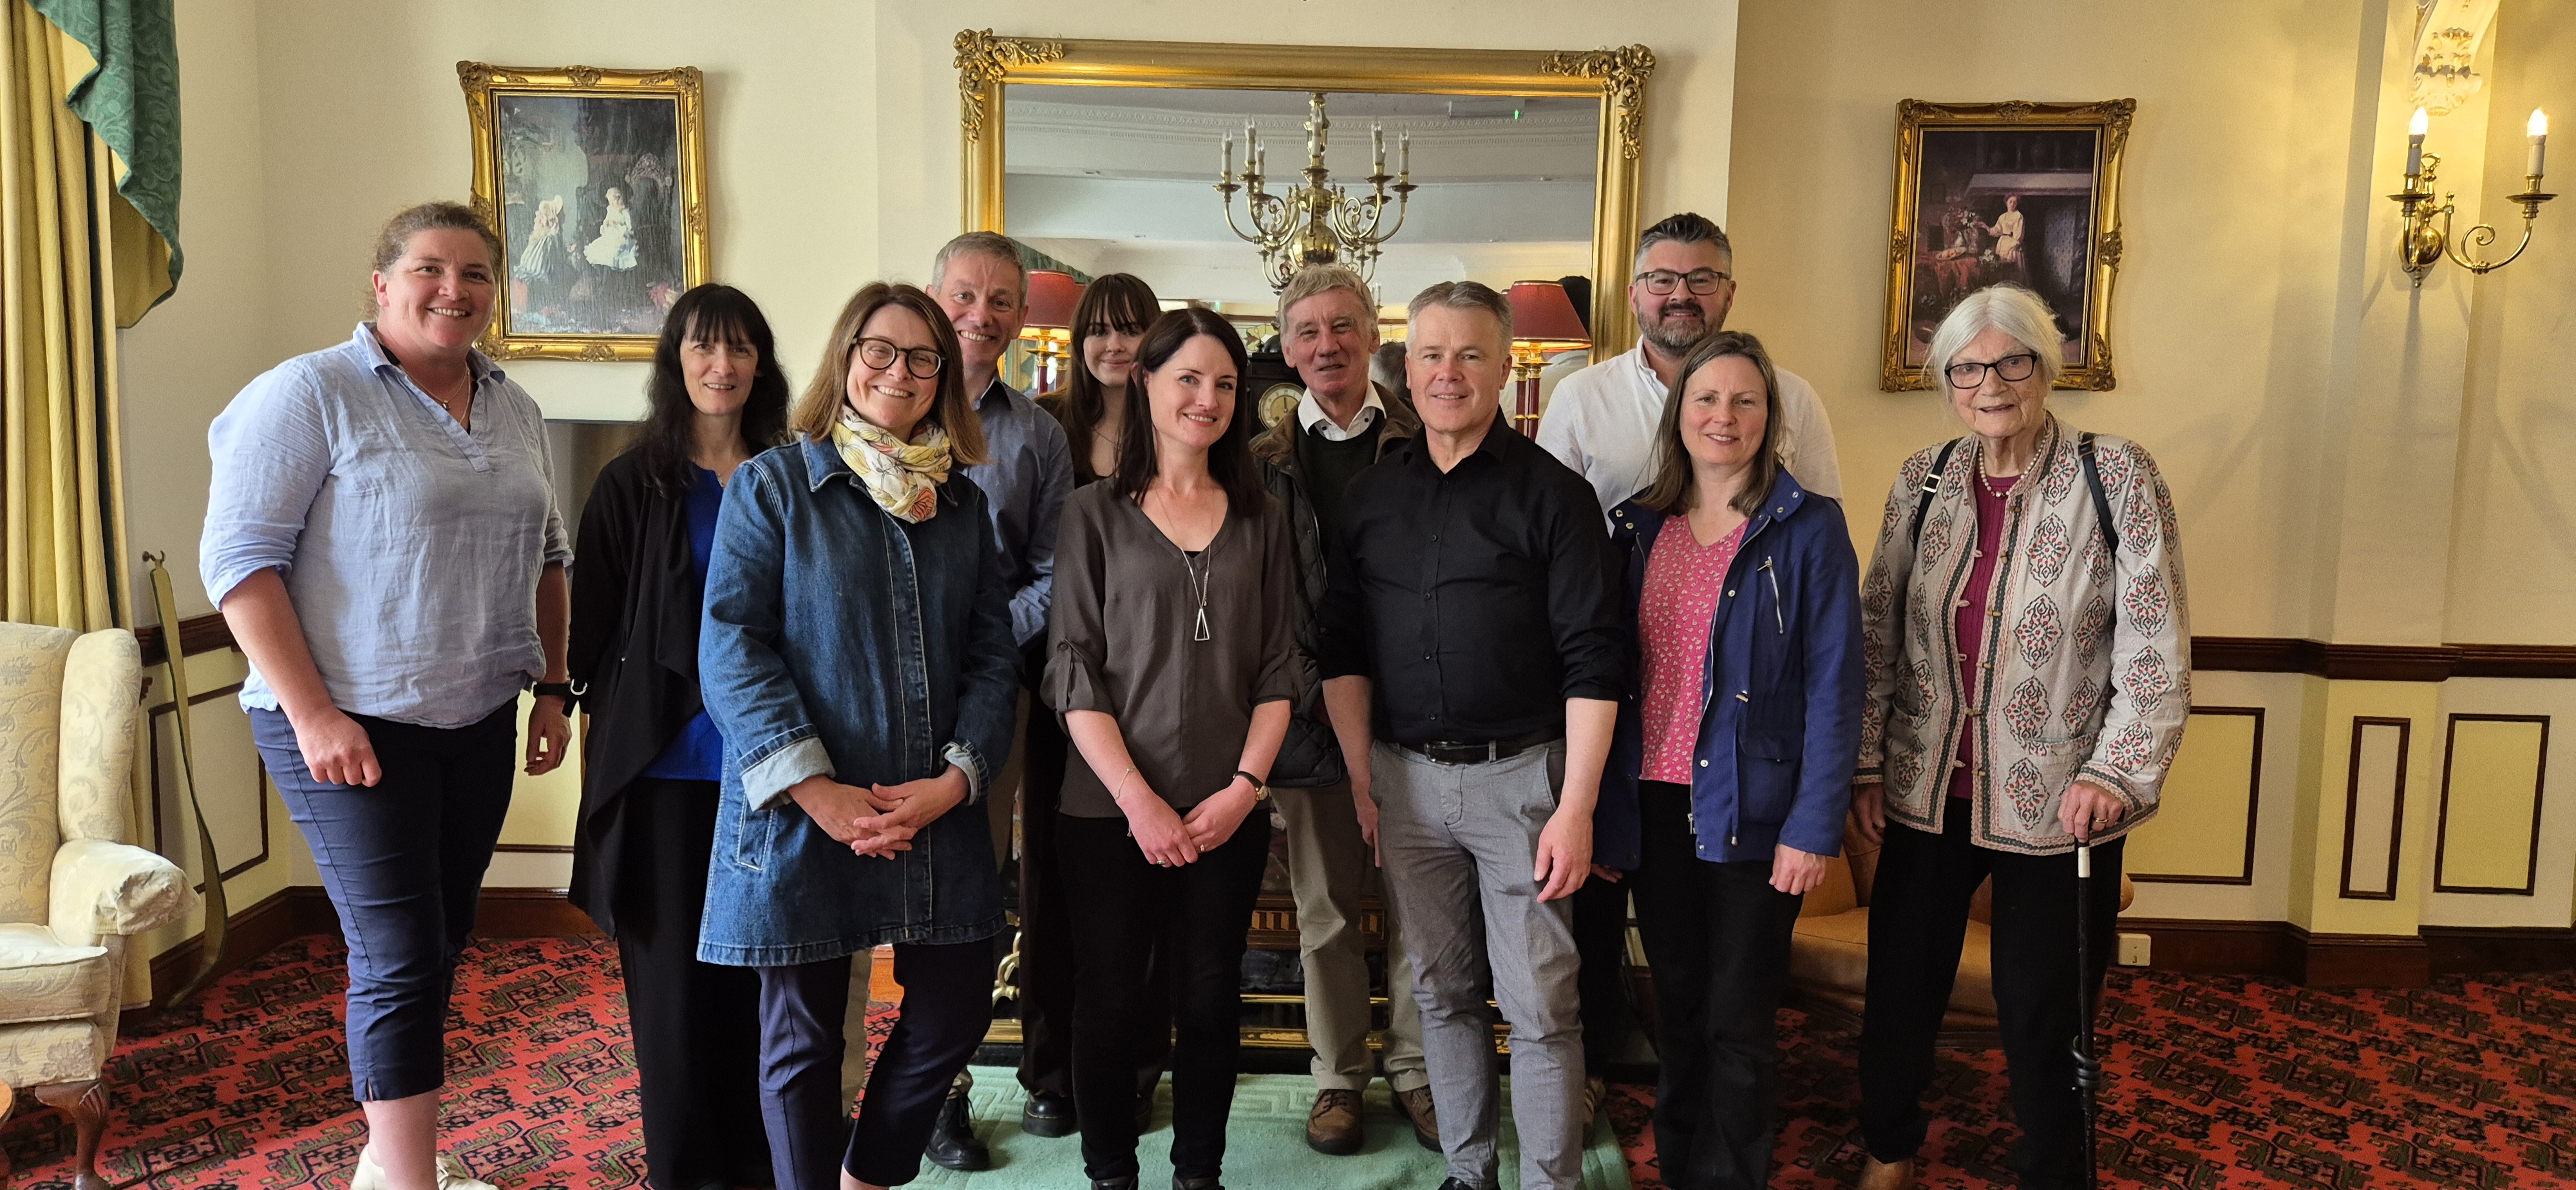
[2390,106,2554,287]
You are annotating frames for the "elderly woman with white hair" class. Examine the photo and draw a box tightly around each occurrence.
[1848,285,2190,1190]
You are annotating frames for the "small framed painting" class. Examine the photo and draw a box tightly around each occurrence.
[459,62,710,361]
[1880,99,2132,391]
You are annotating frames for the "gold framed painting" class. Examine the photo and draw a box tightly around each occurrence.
[1881,99,2132,391]
[459,62,710,362]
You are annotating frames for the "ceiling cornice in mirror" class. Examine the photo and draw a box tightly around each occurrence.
[952,31,1656,356]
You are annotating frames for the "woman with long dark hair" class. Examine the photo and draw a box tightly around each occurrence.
[1045,273,1161,484]
[1021,272,1171,1137]
[569,283,792,1190]
[1046,307,1303,1190]
[697,282,1018,1190]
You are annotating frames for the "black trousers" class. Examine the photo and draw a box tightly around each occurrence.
[755,941,994,1190]
[1572,871,1638,1073]
[1016,685,1171,1102]
[1059,810,1271,1182]
[615,779,772,1190]
[1859,808,2125,1190]
[1629,782,1804,1190]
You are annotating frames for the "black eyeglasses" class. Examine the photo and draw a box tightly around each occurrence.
[1944,352,2038,390]
[1634,269,1730,296]
[855,336,945,380]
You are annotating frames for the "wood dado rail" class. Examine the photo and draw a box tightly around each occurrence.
[142,610,2576,681]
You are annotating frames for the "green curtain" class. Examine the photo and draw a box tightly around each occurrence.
[27,0,174,323]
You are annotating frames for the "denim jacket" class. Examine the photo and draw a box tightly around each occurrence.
[1596,470,1865,868]
[696,439,1021,965]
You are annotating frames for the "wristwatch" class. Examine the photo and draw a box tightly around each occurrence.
[533,681,576,704]
[1233,770,1271,801]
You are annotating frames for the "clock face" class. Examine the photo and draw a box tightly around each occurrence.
[1259,383,1303,430]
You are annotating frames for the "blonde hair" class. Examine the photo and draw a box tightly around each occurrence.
[790,283,989,465]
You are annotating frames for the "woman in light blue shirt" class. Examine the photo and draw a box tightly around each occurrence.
[201,202,572,1190]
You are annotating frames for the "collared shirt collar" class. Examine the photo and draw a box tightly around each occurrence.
[1399,408,1513,473]
[1296,384,1386,441]
[976,372,1018,409]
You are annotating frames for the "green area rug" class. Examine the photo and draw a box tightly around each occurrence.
[923,1067,1632,1188]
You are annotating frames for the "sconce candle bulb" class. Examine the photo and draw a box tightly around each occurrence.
[2530,109,2548,180]
[2407,106,2427,176]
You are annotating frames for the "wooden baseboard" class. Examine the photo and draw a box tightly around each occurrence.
[2124,917,2441,987]
[2421,924,2576,976]
[146,886,337,1006]
[2123,917,2300,979]
[2297,930,2430,988]
[473,887,602,938]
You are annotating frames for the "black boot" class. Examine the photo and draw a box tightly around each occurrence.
[922,1091,989,1171]
[1173,1176,1222,1190]
[1090,1178,1139,1190]
[1022,1089,1077,1137]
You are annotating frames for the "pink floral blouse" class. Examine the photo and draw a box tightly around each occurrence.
[1638,519,1747,783]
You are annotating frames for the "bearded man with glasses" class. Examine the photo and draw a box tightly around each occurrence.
[1539,212,1844,519]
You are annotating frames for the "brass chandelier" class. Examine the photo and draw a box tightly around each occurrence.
[1215,92,1417,292]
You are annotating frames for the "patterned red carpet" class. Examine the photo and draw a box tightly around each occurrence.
[3,935,2568,1189]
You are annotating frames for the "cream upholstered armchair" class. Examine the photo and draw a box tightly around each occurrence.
[1787,821,2132,1038]
[0,623,191,1190]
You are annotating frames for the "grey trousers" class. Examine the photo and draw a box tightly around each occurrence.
[1372,741,1586,1190]
[1277,779,1430,1093]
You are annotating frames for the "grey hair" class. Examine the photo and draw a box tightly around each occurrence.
[1406,279,1513,346]
[1278,263,1376,327]
[929,231,1027,299]
[1924,284,2064,389]
[1634,211,1730,270]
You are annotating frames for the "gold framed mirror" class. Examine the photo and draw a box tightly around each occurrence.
[953,32,1655,357]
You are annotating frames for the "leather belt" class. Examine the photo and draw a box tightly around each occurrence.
[1392,730,1563,766]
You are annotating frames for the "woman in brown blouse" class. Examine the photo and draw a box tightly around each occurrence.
[1046,307,1303,1190]
[1022,272,1172,1135]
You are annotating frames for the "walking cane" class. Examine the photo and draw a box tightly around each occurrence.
[2070,840,2101,1190]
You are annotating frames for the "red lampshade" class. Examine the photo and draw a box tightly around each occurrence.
[1023,270,1083,332]
[1506,280,1590,346]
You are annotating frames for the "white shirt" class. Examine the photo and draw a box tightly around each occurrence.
[1536,343,1844,518]
[1297,386,1385,441]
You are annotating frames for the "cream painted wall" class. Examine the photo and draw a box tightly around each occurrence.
[1727,0,2394,641]
[2446,0,2575,645]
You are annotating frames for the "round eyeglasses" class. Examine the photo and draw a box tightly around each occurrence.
[1634,269,1730,296]
[856,336,945,380]
[1944,352,2038,390]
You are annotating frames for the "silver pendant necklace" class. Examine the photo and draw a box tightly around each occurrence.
[1182,550,1212,642]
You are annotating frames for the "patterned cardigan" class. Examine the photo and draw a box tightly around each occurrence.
[1856,415,2190,855]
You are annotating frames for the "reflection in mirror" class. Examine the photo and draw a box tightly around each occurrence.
[1005,86,1600,309]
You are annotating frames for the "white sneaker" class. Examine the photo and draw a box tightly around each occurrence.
[351,1148,499,1190]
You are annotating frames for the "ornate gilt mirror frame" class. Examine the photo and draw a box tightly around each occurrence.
[954,32,1656,357]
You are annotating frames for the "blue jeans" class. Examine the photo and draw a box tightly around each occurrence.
[252,702,517,1102]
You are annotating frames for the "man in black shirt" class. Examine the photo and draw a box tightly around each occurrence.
[1247,265,1439,1155]
[1319,280,1624,1190]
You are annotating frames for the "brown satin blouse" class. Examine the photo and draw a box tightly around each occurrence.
[1044,481,1306,817]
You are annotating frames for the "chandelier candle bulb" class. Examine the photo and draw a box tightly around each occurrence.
[2408,106,2427,177]
[1222,133,1233,179]
[2530,109,2548,181]
[1373,122,1386,171]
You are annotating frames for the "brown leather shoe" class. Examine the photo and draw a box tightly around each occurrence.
[1857,1156,1916,1190]
[1305,1088,1363,1155]
[1394,1083,1441,1152]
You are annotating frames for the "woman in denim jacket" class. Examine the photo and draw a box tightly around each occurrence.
[1594,330,1864,1190]
[697,282,1021,1190]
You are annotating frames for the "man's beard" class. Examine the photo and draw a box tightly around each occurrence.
[1643,308,1709,354]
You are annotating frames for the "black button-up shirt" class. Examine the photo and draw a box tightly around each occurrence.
[1320,418,1625,744]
